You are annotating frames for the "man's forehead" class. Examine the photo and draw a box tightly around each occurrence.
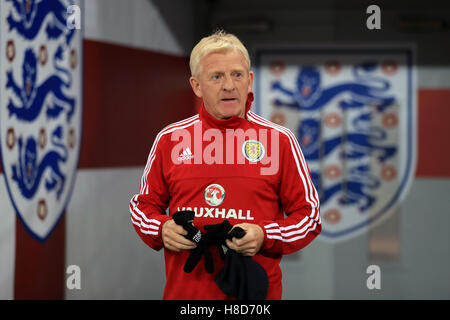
[201,50,248,72]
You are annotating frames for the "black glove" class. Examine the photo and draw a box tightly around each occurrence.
[172,210,202,244]
[228,225,247,239]
[204,220,246,259]
[172,210,213,274]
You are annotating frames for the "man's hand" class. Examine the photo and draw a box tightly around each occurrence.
[161,219,197,252]
[225,223,264,256]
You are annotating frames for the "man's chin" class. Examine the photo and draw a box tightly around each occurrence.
[217,104,244,119]
[218,111,244,120]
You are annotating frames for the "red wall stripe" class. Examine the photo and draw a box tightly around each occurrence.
[79,39,197,169]
[416,89,450,177]
[14,214,66,299]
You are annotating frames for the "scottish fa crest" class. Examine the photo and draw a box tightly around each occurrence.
[0,0,83,241]
[256,47,416,242]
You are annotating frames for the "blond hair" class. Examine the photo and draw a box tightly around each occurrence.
[189,30,251,76]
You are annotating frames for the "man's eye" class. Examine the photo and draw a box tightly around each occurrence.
[234,72,242,78]
[212,74,221,80]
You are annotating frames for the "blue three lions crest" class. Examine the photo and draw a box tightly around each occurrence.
[260,50,415,241]
[1,0,82,241]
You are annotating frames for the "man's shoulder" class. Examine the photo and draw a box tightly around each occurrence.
[158,114,200,135]
[150,114,200,150]
[247,111,295,145]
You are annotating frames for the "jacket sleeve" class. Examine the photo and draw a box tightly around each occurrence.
[257,129,321,255]
[129,135,171,251]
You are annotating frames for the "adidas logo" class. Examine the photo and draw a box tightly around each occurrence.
[177,147,194,161]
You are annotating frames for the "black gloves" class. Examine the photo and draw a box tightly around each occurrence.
[172,212,245,274]
[172,210,213,274]
[172,210,202,244]
[204,220,245,259]
[172,211,269,300]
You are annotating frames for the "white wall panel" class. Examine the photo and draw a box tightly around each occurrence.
[0,176,15,299]
[66,167,165,299]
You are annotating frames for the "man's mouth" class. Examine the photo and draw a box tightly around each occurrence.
[221,98,237,102]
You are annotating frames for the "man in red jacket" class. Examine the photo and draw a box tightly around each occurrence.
[130,30,321,299]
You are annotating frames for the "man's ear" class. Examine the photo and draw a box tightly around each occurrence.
[248,71,254,92]
[189,76,202,98]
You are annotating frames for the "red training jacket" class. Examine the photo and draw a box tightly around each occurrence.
[130,95,321,299]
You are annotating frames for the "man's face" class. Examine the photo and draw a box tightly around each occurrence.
[190,50,254,120]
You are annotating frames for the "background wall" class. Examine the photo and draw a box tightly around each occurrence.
[1,0,449,300]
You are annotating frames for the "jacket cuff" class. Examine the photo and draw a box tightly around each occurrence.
[156,214,172,240]
[256,220,273,252]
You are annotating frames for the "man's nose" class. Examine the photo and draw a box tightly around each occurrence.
[222,75,235,91]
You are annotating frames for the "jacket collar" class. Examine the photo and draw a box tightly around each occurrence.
[199,92,254,130]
